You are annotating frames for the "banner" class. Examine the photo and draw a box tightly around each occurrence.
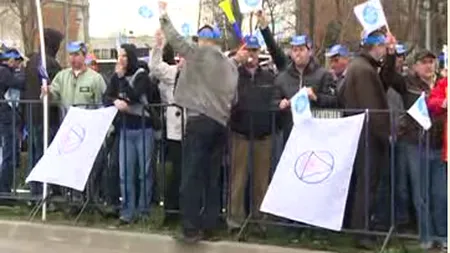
[353,0,388,35]
[260,107,364,231]
[26,107,118,191]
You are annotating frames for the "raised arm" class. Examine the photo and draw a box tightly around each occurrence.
[158,1,195,59]
[256,11,288,71]
[149,30,178,85]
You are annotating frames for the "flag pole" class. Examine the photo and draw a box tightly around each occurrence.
[35,0,49,221]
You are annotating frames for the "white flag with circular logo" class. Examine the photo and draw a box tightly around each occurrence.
[238,0,263,14]
[353,0,388,35]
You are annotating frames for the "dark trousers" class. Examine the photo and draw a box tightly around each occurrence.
[345,135,389,230]
[165,140,182,216]
[0,123,14,193]
[180,115,226,232]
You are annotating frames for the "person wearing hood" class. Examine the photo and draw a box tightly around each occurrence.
[149,29,185,225]
[0,49,27,193]
[104,43,161,225]
[23,28,64,197]
[275,35,337,143]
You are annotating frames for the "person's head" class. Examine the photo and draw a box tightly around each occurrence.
[325,44,350,76]
[243,35,261,68]
[196,25,221,47]
[162,43,176,65]
[413,49,436,81]
[67,41,88,70]
[85,53,99,72]
[44,28,64,57]
[118,43,138,75]
[361,31,387,62]
[395,44,407,71]
[5,49,24,69]
[289,35,312,68]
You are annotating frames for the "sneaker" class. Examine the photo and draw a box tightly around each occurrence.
[420,241,433,250]
[441,241,447,252]
[174,229,202,244]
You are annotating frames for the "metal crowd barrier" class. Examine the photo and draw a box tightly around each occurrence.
[0,100,446,250]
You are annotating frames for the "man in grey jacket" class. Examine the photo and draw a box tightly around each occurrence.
[158,1,247,243]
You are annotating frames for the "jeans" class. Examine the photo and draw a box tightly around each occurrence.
[404,142,447,244]
[119,128,154,222]
[180,115,226,232]
[0,123,14,193]
[373,142,410,226]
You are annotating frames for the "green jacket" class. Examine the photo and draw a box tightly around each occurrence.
[50,67,106,109]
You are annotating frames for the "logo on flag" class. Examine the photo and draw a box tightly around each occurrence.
[138,5,154,19]
[362,4,378,25]
[244,0,260,7]
[294,94,308,114]
[181,23,191,37]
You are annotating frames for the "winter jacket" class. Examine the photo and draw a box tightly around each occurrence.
[160,13,239,126]
[428,77,448,161]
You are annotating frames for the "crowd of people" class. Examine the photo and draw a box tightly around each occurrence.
[0,3,448,251]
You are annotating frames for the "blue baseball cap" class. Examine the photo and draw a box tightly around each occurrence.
[3,49,22,60]
[67,41,87,54]
[362,34,386,45]
[197,25,221,40]
[395,44,407,55]
[243,35,260,49]
[290,35,311,48]
[325,44,349,57]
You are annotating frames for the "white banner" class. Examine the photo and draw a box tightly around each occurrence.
[260,113,364,231]
[26,107,118,192]
[354,0,388,35]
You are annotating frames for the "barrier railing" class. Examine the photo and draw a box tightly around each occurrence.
[0,100,446,250]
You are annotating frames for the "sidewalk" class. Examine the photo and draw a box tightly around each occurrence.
[0,220,334,253]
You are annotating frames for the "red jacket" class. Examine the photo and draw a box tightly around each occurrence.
[427,77,448,161]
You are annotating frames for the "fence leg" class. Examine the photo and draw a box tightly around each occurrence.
[236,213,252,241]
[378,225,395,253]
[28,194,51,222]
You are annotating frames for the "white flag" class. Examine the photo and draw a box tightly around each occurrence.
[353,0,388,35]
[238,0,263,14]
[407,92,432,130]
[290,87,312,124]
[260,114,365,231]
[26,107,118,191]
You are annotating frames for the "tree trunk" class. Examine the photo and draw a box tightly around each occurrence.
[308,0,315,42]
[295,0,302,34]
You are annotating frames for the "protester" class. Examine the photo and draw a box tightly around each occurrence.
[428,76,448,163]
[325,44,350,93]
[372,43,410,231]
[23,28,64,198]
[104,43,161,225]
[41,41,106,112]
[275,34,337,143]
[394,50,447,250]
[227,35,278,231]
[0,49,26,194]
[158,1,249,243]
[341,30,397,247]
[149,29,185,225]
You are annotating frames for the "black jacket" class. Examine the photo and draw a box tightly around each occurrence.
[24,28,63,127]
[0,63,25,124]
[275,58,337,140]
[230,66,279,138]
[104,44,161,130]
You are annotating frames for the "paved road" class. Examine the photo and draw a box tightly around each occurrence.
[0,220,334,253]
